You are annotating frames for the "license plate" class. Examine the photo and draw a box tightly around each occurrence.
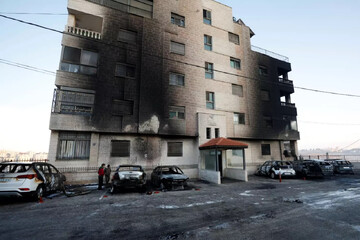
[0,178,10,182]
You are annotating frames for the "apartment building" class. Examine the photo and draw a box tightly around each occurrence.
[48,0,300,183]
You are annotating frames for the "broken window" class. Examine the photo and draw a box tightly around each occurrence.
[227,149,244,168]
[167,142,183,157]
[115,63,135,78]
[259,65,268,76]
[203,9,212,25]
[204,35,212,51]
[232,84,243,97]
[261,90,270,101]
[264,116,273,128]
[261,144,271,156]
[169,106,185,120]
[112,99,134,116]
[57,132,91,160]
[170,41,185,55]
[206,91,215,109]
[60,46,98,75]
[230,57,241,70]
[205,62,214,79]
[234,113,245,125]
[171,13,185,27]
[111,140,130,157]
[52,88,95,115]
[228,32,240,45]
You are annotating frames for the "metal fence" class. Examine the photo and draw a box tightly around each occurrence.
[0,159,49,163]
[299,155,360,162]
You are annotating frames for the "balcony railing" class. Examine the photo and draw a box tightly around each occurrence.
[66,25,101,40]
[251,45,289,62]
[279,78,293,85]
[281,102,296,108]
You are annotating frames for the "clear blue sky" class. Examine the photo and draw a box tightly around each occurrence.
[0,0,360,152]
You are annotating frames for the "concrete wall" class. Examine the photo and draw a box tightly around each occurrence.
[224,168,248,182]
[199,169,221,184]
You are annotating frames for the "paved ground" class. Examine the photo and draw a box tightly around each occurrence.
[1,175,360,240]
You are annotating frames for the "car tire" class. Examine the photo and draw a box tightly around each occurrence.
[270,172,276,179]
[110,185,116,194]
[34,185,44,201]
[160,182,165,191]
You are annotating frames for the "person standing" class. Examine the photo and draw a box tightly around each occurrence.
[105,164,111,186]
[98,163,105,190]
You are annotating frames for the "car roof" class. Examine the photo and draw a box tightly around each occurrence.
[1,162,35,165]
[118,165,142,168]
[155,165,179,168]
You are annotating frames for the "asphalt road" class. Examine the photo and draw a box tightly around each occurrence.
[1,175,360,240]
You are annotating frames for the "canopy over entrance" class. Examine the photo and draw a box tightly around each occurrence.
[199,137,248,150]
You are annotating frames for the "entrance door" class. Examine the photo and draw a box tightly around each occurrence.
[217,151,223,177]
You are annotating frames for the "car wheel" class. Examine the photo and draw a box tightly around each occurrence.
[270,172,276,179]
[160,182,165,191]
[110,185,116,194]
[34,185,44,201]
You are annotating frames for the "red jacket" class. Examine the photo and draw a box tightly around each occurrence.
[98,167,105,176]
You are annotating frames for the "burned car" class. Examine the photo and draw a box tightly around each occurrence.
[110,165,147,193]
[151,166,189,190]
[0,162,66,200]
[293,160,333,177]
[325,159,354,174]
[256,161,296,179]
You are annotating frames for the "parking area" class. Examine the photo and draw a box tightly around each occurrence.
[1,174,360,240]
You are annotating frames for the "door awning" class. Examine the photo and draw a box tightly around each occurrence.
[199,137,248,150]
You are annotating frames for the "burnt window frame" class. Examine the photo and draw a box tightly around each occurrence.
[169,72,185,86]
[261,144,271,156]
[169,106,185,120]
[115,63,136,79]
[170,41,186,55]
[111,140,130,157]
[234,112,245,125]
[60,46,98,76]
[167,142,183,157]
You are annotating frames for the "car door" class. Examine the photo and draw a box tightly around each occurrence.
[265,161,272,175]
[48,164,63,191]
[259,162,267,175]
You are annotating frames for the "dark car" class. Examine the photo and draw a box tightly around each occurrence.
[110,165,147,193]
[151,166,188,190]
[256,161,296,179]
[325,159,354,174]
[313,160,334,176]
[0,162,66,200]
[293,160,332,178]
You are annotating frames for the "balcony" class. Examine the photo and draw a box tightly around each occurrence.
[66,25,101,40]
[279,78,293,85]
[281,102,295,108]
[251,45,289,62]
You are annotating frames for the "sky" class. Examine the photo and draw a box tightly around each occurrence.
[0,0,360,152]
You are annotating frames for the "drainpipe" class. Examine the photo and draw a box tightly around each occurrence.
[279,141,283,161]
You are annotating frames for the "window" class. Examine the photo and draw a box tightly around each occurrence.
[206,128,211,139]
[115,63,135,78]
[232,84,243,97]
[205,62,214,79]
[112,99,133,116]
[111,140,130,157]
[261,90,270,101]
[169,106,185,120]
[169,73,185,86]
[228,149,244,168]
[171,13,185,27]
[234,113,245,125]
[264,116,273,128]
[168,142,183,157]
[283,116,298,131]
[206,91,215,109]
[228,32,240,45]
[204,35,212,51]
[170,41,185,55]
[259,65,268,76]
[230,57,241,70]
[118,29,137,43]
[52,88,95,115]
[60,46,98,75]
[215,128,220,138]
[57,132,91,160]
[203,9,212,25]
[261,144,271,156]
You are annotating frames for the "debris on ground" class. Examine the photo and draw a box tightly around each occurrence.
[283,198,303,204]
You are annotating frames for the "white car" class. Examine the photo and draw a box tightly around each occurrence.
[0,162,66,200]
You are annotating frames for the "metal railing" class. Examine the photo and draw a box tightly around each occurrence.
[0,159,48,163]
[300,155,360,162]
[279,78,293,85]
[251,45,289,62]
[281,102,296,108]
[66,25,101,40]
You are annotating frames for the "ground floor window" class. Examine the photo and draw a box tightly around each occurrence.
[111,140,130,157]
[57,132,91,160]
[201,149,216,171]
[227,149,244,168]
[261,144,271,156]
[167,142,183,157]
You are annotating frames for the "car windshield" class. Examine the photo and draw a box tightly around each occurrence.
[159,167,183,175]
[337,161,351,165]
[0,164,32,173]
[118,166,141,171]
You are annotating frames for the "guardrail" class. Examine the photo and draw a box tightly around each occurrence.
[66,25,101,40]
[251,45,289,62]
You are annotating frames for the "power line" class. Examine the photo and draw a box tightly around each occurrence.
[1,14,360,98]
[0,59,56,76]
[0,12,68,15]
[299,120,360,126]
[339,138,360,151]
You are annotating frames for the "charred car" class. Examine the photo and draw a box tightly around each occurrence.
[293,160,333,177]
[151,166,189,190]
[256,161,296,179]
[0,162,66,200]
[110,165,147,193]
[325,159,354,174]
